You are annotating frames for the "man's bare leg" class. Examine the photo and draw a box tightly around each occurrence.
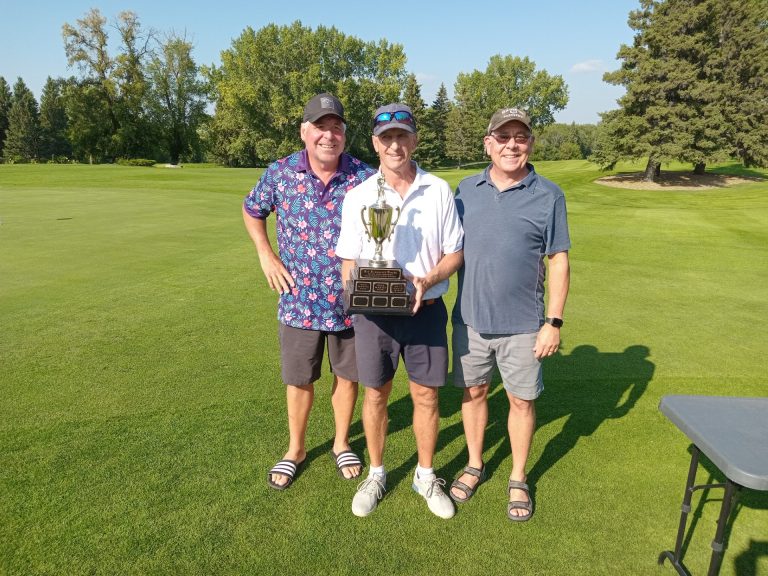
[270,383,314,487]
[330,375,361,478]
[507,392,535,518]
[450,383,489,499]
[362,380,392,468]
[410,380,439,469]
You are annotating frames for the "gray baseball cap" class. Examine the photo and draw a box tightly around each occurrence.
[487,108,532,134]
[303,93,345,123]
[372,103,417,135]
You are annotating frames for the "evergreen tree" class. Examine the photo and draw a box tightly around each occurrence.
[401,73,427,164]
[599,0,768,178]
[446,80,483,168]
[401,73,426,118]
[3,78,41,162]
[715,0,768,167]
[0,77,12,157]
[418,83,452,168]
[39,77,72,161]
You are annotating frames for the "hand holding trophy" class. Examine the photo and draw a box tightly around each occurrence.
[344,175,412,315]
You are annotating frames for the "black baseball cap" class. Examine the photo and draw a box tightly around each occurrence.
[303,93,345,123]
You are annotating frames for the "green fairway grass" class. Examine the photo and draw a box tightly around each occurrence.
[1,161,766,575]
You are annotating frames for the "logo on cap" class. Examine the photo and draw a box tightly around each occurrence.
[320,96,335,110]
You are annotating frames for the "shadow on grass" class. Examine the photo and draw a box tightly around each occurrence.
[735,539,768,576]
[303,343,655,493]
[708,163,768,180]
[434,343,655,488]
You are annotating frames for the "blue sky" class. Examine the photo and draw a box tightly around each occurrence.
[1,0,639,124]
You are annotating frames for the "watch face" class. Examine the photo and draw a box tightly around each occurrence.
[546,317,563,328]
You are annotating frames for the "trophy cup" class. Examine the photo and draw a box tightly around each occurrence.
[344,175,412,315]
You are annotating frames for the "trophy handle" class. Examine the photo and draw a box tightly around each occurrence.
[360,206,371,240]
[391,207,401,230]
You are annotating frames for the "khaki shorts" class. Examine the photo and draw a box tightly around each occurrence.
[278,324,358,386]
[452,323,543,400]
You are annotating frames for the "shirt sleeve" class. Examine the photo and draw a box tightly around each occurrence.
[243,163,277,219]
[441,182,464,254]
[545,193,571,255]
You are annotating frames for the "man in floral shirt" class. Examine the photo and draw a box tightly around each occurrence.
[242,93,376,490]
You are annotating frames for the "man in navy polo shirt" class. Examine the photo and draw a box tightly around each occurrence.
[243,93,376,490]
[449,108,571,521]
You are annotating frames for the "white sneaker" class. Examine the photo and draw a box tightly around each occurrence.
[352,473,386,517]
[412,474,455,519]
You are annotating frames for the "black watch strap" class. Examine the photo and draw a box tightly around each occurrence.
[544,317,564,328]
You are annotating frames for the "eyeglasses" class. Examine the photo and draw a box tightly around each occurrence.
[489,132,531,145]
[373,110,416,128]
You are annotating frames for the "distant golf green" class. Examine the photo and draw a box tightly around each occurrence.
[1,161,766,575]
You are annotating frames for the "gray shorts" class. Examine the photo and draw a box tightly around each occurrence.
[278,324,358,386]
[452,323,543,400]
[352,297,448,388]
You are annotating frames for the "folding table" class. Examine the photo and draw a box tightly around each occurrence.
[658,395,768,576]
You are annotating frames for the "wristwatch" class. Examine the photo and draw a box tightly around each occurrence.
[544,317,564,328]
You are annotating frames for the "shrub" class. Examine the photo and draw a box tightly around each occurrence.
[116,158,156,167]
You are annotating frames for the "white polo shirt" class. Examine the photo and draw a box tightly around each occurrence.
[336,166,464,301]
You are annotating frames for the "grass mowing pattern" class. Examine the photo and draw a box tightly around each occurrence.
[1,162,767,575]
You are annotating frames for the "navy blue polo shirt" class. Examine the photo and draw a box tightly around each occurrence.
[452,164,571,334]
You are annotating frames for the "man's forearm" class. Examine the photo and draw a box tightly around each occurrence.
[546,251,570,318]
[422,250,464,291]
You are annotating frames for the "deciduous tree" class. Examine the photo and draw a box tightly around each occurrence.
[206,21,406,166]
[64,79,112,163]
[146,34,209,164]
[447,55,568,165]
[62,8,156,160]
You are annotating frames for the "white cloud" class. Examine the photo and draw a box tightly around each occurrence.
[570,59,604,74]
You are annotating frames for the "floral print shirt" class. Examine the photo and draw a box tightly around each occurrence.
[244,150,375,331]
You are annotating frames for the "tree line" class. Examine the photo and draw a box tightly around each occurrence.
[1,1,766,175]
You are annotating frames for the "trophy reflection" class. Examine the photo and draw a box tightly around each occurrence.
[345,175,412,315]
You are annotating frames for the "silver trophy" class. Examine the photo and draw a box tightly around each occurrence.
[361,174,400,267]
[344,174,411,315]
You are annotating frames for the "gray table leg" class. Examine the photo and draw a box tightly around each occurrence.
[706,479,740,576]
[658,445,700,575]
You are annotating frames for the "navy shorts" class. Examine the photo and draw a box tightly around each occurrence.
[353,297,448,388]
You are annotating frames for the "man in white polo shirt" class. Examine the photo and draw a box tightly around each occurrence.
[336,103,464,519]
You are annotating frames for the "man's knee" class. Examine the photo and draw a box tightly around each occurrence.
[364,384,391,409]
[410,382,439,411]
[508,394,534,414]
[463,383,489,403]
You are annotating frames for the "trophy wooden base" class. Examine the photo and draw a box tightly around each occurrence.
[344,259,413,316]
